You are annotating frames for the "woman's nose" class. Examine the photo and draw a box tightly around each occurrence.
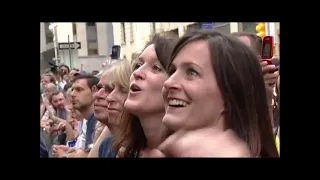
[132,68,146,80]
[163,73,181,91]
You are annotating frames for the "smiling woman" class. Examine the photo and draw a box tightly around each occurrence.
[160,30,278,157]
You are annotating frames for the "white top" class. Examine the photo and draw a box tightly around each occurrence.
[58,80,67,90]
[74,119,87,149]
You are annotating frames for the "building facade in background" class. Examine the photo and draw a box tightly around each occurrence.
[112,22,279,60]
[112,23,194,60]
[40,23,55,74]
[112,22,235,60]
[47,22,114,72]
[41,22,279,73]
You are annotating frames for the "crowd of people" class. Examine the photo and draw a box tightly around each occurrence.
[40,29,280,158]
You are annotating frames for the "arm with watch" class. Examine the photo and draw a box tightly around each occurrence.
[65,145,91,157]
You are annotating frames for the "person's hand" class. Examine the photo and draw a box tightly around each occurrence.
[116,147,126,158]
[64,105,74,124]
[53,145,70,153]
[48,110,55,120]
[52,147,68,157]
[40,103,46,112]
[49,127,59,137]
[71,149,88,157]
[48,122,62,136]
[57,121,66,130]
[40,105,46,118]
[260,61,279,105]
[64,103,72,112]
[43,98,51,110]
[157,127,251,157]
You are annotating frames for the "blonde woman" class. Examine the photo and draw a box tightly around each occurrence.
[98,59,133,158]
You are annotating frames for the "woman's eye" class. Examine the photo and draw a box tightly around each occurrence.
[152,65,162,72]
[187,69,199,77]
[133,63,142,70]
[105,86,113,93]
[96,84,103,90]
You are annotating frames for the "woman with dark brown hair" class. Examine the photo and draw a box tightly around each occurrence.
[158,30,278,157]
[111,33,178,157]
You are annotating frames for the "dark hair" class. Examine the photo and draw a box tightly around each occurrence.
[71,68,79,72]
[91,70,99,75]
[73,74,99,90]
[231,32,262,56]
[59,65,70,78]
[141,33,178,70]
[63,82,73,92]
[59,64,70,73]
[50,66,60,75]
[112,33,178,157]
[168,30,278,157]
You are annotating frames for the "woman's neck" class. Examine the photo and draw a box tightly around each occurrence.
[108,124,120,135]
[139,112,167,149]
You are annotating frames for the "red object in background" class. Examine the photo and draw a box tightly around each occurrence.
[261,36,274,59]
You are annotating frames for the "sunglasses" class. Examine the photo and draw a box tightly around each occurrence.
[96,84,113,93]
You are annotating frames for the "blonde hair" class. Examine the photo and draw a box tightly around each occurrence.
[66,88,72,99]
[110,59,133,90]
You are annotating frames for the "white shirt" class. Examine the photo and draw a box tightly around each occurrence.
[74,119,87,149]
[58,80,67,90]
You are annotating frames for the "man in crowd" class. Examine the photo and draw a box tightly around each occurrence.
[48,90,69,145]
[53,74,98,157]
[41,89,69,156]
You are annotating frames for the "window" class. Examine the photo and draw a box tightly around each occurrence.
[46,33,53,44]
[213,23,231,34]
[242,22,256,33]
[186,23,201,33]
[121,23,126,44]
[88,49,98,55]
[44,23,53,44]
[86,22,98,55]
